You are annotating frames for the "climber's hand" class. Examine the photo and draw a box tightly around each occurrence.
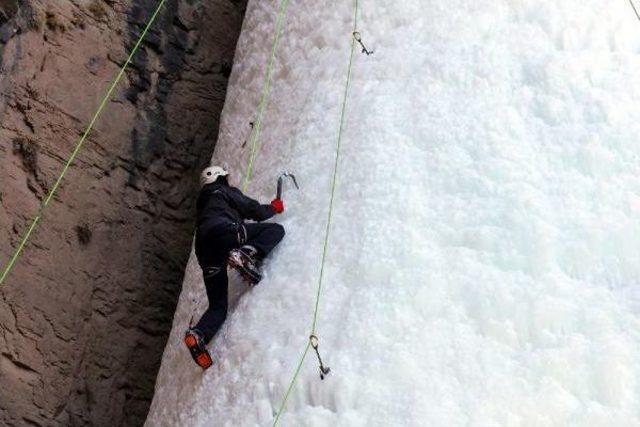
[271,199,284,214]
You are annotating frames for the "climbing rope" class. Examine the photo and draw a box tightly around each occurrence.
[0,0,167,287]
[629,0,640,20]
[186,0,292,328]
[272,0,365,424]
[241,0,292,192]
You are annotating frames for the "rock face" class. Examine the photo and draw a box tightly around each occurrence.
[0,0,246,425]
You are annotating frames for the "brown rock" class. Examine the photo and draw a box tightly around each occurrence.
[0,0,247,425]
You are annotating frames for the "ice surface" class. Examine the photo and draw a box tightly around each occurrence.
[146,0,640,425]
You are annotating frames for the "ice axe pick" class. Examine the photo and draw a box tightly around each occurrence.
[276,172,299,200]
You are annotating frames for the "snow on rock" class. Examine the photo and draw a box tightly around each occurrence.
[146,0,640,425]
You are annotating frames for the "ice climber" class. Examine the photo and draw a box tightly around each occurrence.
[184,165,285,369]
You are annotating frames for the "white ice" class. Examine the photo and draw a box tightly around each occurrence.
[146,0,640,425]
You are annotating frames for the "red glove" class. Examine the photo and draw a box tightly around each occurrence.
[271,198,284,214]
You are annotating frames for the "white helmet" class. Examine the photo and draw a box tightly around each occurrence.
[200,165,229,187]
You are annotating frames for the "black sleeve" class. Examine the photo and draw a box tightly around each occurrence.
[228,187,275,222]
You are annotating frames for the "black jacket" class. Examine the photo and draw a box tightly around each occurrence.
[195,182,276,267]
[196,182,275,231]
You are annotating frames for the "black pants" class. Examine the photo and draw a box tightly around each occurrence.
[194,222,285,343]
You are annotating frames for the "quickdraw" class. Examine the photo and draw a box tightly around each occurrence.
[353,31,373,55]
[310,335,331,380]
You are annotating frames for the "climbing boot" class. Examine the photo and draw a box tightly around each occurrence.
[228,245,262,285]
[184,328,213,370]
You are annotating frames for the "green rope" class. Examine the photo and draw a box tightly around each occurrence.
[629,0,640,20]
[312,12,359,335]
[271,341,311,425]
[272,1,360,424]
[0,0,167,287]
[241,0,292,192]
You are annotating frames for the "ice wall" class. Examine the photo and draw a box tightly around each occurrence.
[147,0,640,425]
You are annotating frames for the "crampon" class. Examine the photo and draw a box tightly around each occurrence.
[228,247,262,285]
[184,329,213,370]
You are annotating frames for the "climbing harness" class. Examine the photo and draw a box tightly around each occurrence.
[353,31,374,55]
[275,172,299,199]
[0,0,167,287]
[272,0,372,424]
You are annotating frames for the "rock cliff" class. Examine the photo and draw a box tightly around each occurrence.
[0,0,246,425]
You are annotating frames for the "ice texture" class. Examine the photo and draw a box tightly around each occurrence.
[146,0,640,425]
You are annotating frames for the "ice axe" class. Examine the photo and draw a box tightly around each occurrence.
[276,172,299,200]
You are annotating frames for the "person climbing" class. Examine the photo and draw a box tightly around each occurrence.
[184,165,285,369]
